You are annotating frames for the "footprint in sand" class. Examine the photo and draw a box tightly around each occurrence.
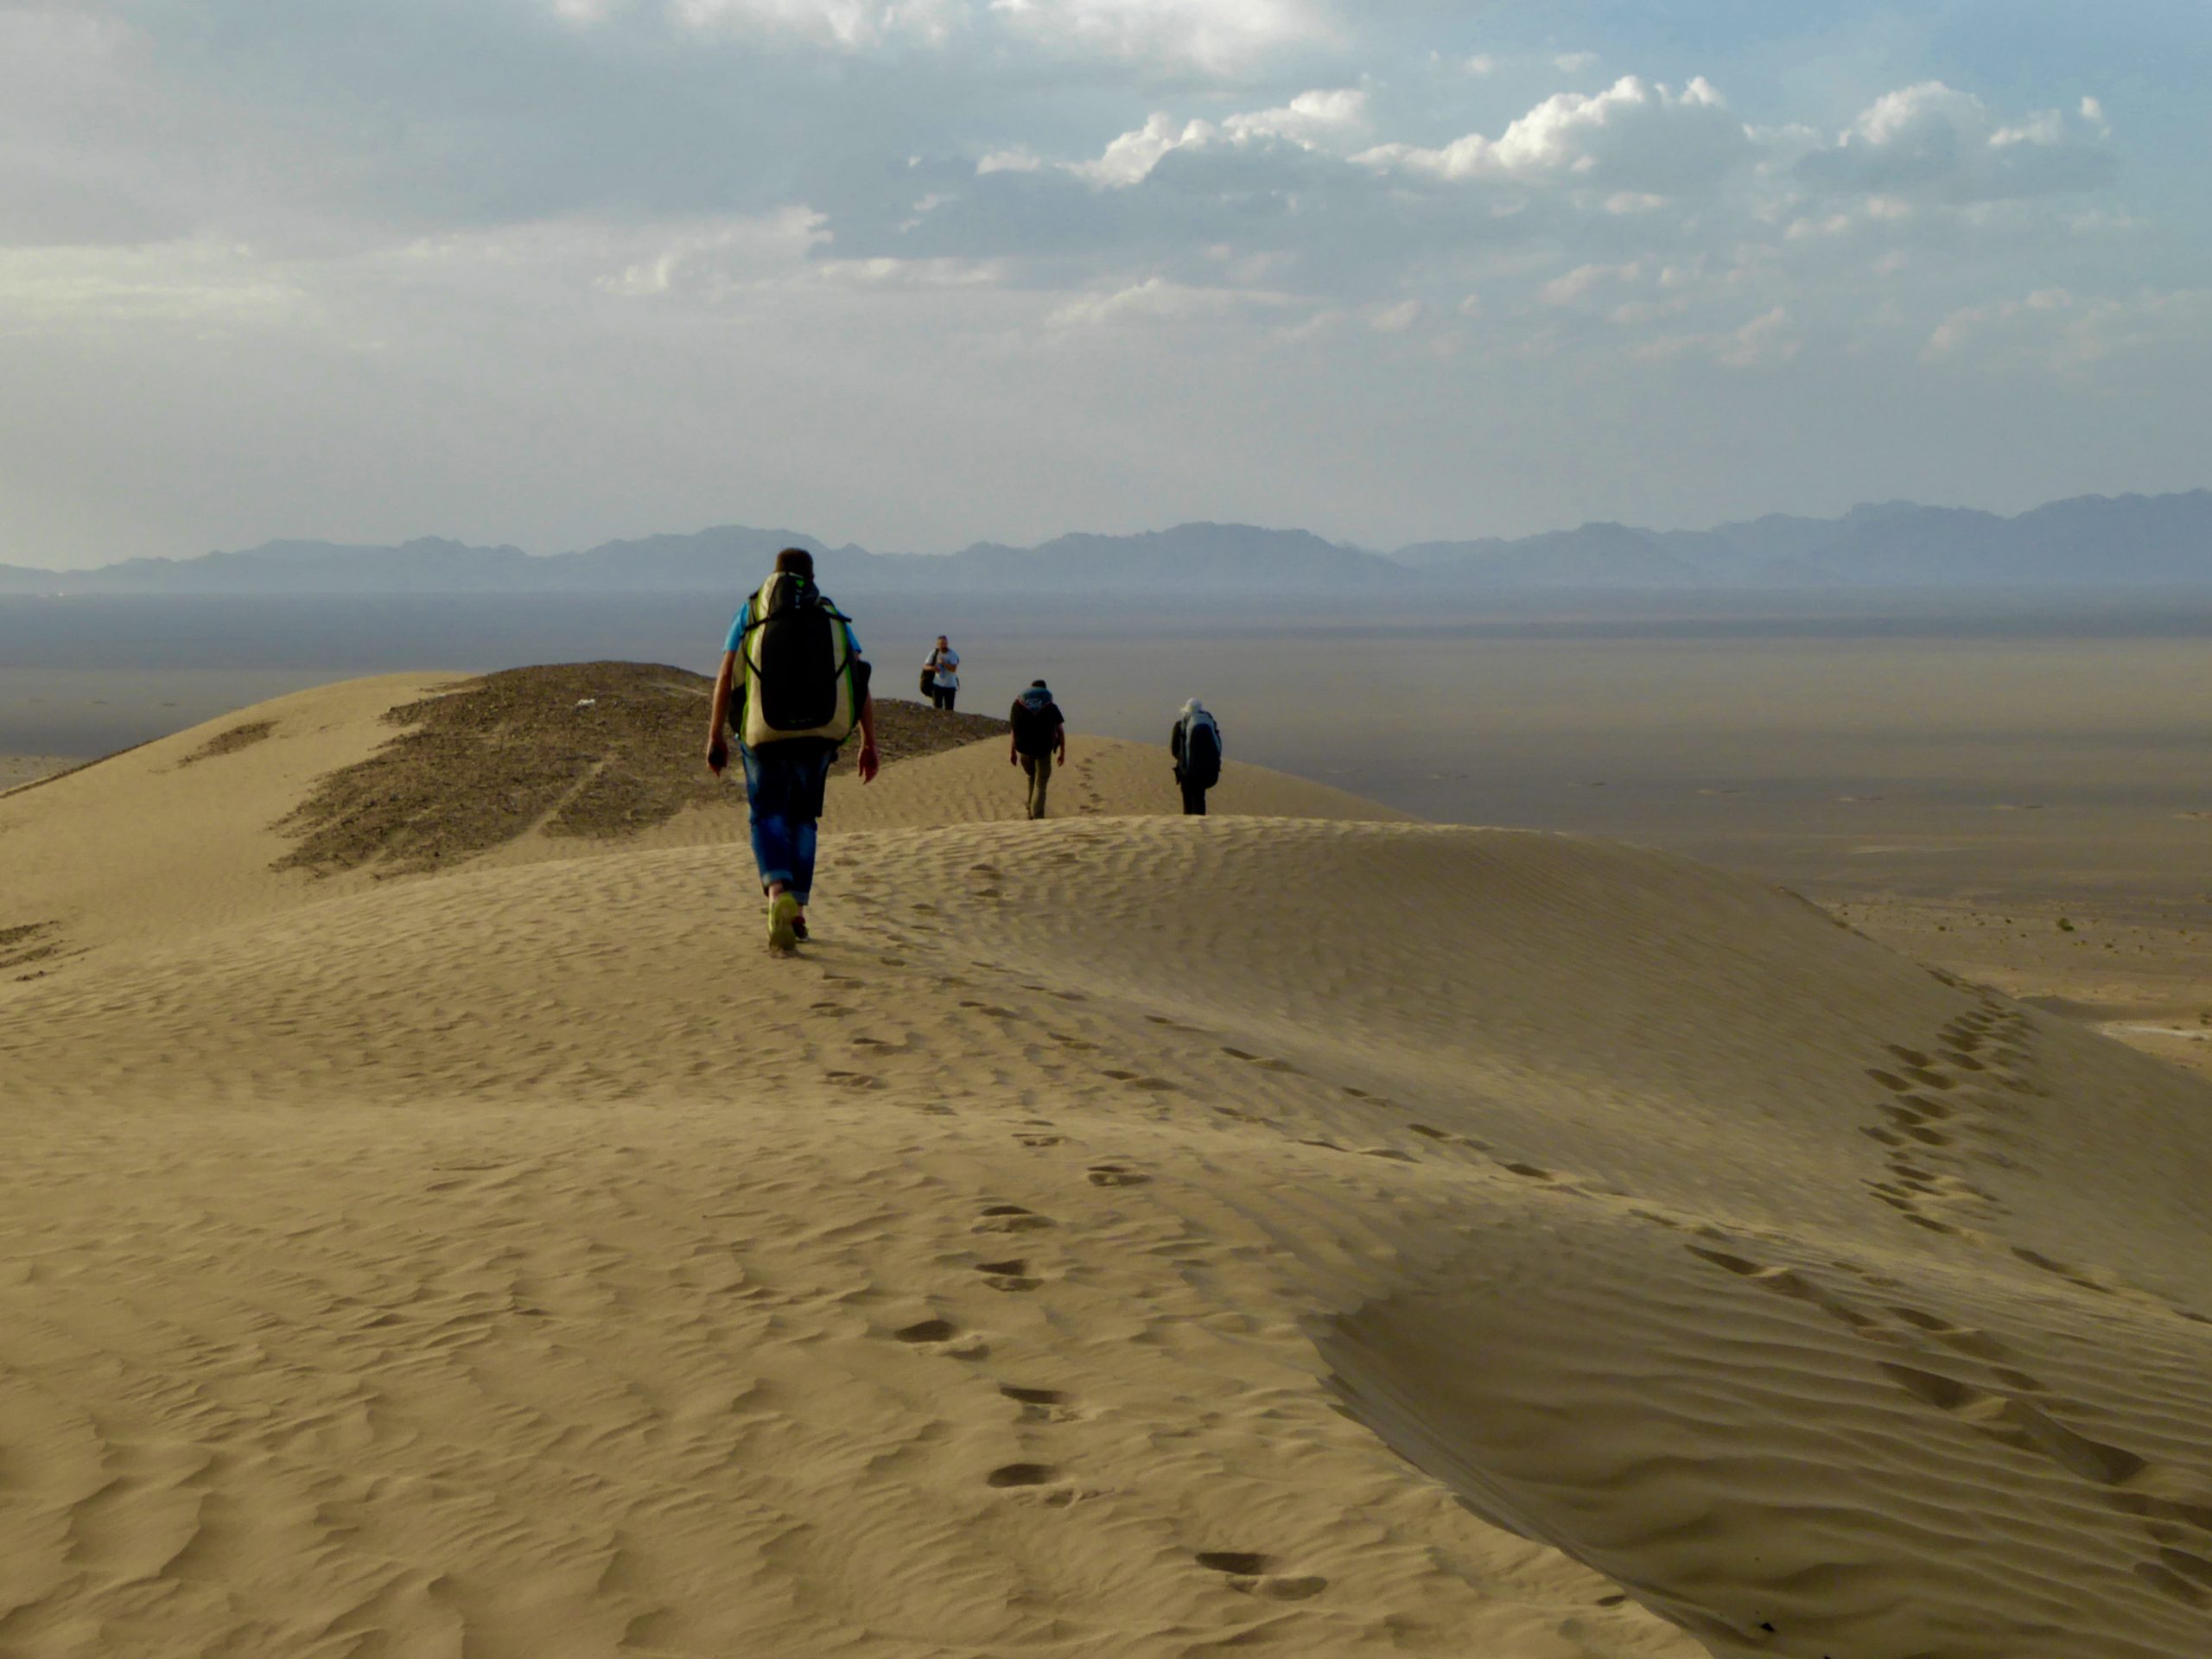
[1000,1382,1080,1422]
[823,1071,882,1090]
[1860,1027,2038,1231]
[1194,1552,1330,1600]
[1016,1132,1065,1147]
[2013,1246,2113,1293]
[891,1317,991,1361]
[986,1462,1060,1489]
[1098,1069,1174,1090]
[1220,1046,1302,1075]
[975,1258,1044,1292]
[1676,1242,2176,1511]
[1879,1363,2148,1484]
[1087,1165,1152,1187]
[976,1205,1056,1234]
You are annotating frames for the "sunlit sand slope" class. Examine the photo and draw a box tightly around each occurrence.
[4,677,2212,1658]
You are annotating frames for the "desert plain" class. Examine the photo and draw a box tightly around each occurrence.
[4,662,2212,1657]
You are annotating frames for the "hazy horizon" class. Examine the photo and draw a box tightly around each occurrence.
[7,484,2209,588]
[13,589,2212,910]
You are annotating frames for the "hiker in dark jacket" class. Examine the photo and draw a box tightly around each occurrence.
[1008,680,1067,820]
[1170,698,1222,816]
[706,547,878,951]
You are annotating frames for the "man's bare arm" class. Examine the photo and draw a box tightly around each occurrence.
[855,694,880,784]
[705,651,737,772]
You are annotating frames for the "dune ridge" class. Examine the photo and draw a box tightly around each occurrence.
[4,676,2212,1656]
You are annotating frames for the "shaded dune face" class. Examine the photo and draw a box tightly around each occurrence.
[1327,1231,2212,1659]
[6,676,2212,1657]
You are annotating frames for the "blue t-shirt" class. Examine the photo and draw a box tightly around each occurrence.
[724,593,863,657]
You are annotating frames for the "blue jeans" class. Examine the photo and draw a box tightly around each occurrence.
[741,741,836,903]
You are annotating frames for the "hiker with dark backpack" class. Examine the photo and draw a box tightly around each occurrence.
[705,547,879,952]
[1171,698,1222,816]
[1007,680,1066,820]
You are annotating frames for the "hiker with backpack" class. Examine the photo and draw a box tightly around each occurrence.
[705,547,879,952]
[1008,680,1066,820]
[924,636,960,711]
[1171,698,1222,816]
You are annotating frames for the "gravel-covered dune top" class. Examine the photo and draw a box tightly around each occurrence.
[278,661,1007,874]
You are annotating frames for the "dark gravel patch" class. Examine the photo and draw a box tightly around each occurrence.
[0,920,59,974]
[277,661,1005,875]
[180,720,276,766]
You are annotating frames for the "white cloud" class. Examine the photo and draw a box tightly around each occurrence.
[976,147,1044,175]
[1797,81,2114,201]
[1925,287,2212,369]
[814,253,1007,287]
[594,209,830,300]
[1464,54,1497,77]
[1554,51,1598,74]
[1357,76,1752,194]
[1633,305,1799,370]
[987,0,1334,71]
[1066,88,1364,188]
[1718,305,1797,367]
[1224,88,1370,147]
[1047,276,1289,327]
[666,0,967,47]
[1369,297,1420,332]
[1540,261,1643,305]
[1069,113,1218,187]
[561,0,1329,66]
[0,238,312,333]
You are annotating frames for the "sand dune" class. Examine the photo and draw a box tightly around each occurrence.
[5,674,2212,1657]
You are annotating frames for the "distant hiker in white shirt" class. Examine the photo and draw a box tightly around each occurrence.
[925,636,961,712]
[1171,698,1222,816]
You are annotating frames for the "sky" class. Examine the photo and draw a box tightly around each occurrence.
[3,0,2207,568]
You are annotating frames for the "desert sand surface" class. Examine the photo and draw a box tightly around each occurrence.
[7,673,2212,1658]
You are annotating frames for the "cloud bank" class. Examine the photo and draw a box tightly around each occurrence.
[0,1,2202,565]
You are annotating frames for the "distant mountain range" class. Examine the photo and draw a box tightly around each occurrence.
[4,491,2209,596]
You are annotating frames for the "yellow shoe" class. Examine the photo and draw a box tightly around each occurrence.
[767,891,801,953]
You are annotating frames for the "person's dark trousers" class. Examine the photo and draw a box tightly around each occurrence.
[1179,775,1208,816]
[741,740,836,902]
[931,686,957,711]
